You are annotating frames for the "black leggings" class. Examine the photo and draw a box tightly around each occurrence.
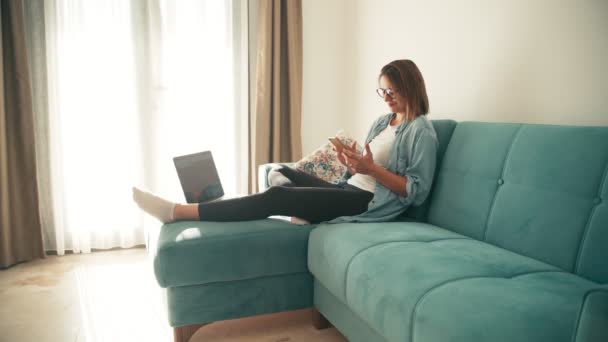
[197,166,373,223]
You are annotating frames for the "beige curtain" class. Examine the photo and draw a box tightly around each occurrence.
[0,0,44,268]
[250,0,303,193]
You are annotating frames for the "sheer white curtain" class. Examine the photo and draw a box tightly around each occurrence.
[31,0,248,254]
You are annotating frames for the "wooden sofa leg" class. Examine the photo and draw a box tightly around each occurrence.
[173,323,207,342]
[312,308,331,330]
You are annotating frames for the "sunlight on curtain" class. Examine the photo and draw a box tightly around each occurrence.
[42,0,244,254]
[155,0,237,201]
[45,0,142,253]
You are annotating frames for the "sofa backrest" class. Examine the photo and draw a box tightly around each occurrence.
[401,119,457,221]
[427,122,608,283]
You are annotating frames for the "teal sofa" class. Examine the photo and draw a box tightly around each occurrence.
[152,120,608,342]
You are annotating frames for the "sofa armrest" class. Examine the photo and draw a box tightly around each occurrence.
[258,163,295,191]
[574,287,608,342]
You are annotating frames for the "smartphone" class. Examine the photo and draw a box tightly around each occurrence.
[328,137,346,150]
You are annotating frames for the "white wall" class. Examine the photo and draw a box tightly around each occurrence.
[302,0,608,143]
[301,0,348,154]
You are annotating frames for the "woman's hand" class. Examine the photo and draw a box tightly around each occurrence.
[335,142,358,174]
[343,144,377,175]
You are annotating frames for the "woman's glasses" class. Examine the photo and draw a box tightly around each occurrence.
[376,88,398,99]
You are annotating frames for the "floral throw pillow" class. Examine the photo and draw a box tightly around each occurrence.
[293,130,363,184]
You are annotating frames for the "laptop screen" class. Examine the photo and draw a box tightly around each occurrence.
[173,151,224,203]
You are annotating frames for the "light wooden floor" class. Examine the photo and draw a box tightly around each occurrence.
[0,248,348,342]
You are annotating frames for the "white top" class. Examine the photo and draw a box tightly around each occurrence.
[347,123,398,193]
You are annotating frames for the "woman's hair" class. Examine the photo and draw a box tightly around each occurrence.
[379,59,429,116]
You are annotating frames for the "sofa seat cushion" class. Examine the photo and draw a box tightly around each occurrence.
[308,222,466,301]
[154,219,313,288]
[308,222,594,342]
[412,271,597,342]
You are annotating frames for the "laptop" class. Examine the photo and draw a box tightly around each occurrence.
[173,151,224,203]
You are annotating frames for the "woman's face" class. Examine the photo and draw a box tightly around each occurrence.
[379,75,408,114]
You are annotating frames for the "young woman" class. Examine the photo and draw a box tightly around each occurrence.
[133,59,438,224]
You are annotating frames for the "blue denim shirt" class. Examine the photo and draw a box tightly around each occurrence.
[327,113,438,224]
